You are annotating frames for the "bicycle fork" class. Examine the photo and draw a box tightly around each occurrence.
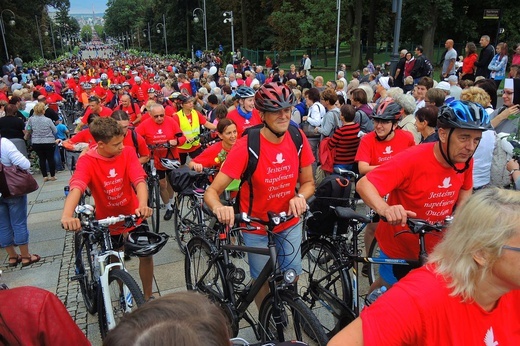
[98,251,133,331]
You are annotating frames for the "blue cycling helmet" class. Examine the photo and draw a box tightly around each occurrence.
[234,86,255,99]
[45,85,54,92]
[438,100,491,131]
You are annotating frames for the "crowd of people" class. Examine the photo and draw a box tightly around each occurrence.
[1,35,519,344]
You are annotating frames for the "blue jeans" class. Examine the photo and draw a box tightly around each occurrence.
[242,223,303,279]
[0,195,29,247]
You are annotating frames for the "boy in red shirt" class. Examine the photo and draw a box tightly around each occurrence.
[61,117,155,300]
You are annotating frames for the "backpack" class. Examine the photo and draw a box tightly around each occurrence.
[490,133,514,187]
[130,128,140,157]
[239,125,303,215]
[306,174,354,235]
[423,58,434,77]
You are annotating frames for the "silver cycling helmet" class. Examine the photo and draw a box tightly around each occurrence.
[160,158,181,170]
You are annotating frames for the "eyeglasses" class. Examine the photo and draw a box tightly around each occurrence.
[153,114,165,118]
[503,91,514,95]
[502,245,520,252]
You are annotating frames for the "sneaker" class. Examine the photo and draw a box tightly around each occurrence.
[164,207,174,221]
[362,263,369,277]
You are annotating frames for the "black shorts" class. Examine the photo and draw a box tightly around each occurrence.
[157,169,171,180]
[110,224,148,250]
[179,147,203,165]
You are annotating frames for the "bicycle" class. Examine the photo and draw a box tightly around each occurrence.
[185,210,329,345]
[299,206,447,338]
[70,204,146,338]
[145,142,180,233]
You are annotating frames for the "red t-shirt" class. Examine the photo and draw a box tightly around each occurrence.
[179,82,192,95]
[226,108,262,137]
[221,128,315,234]
[69,146,146,235]
[366,143,473,259]
[355,129,415,166]
[45,93,64,112]
[70,128,96,147]
[0,287,90,345]
[136,117,186,170]
[192,141,227,168]
[118,103,141,123]
[131,82,151,102]
[361,265,520,346]
[80,105,113,124]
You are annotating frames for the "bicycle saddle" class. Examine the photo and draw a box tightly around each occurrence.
[334,206,371,223]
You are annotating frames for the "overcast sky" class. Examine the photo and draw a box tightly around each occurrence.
[68,0,107,14]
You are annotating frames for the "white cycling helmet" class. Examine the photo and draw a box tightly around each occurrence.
[160,158,181,170]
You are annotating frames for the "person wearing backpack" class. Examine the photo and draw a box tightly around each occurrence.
[205,82,315,308]
[410,45,431,84]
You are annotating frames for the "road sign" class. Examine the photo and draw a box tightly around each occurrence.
[483,9,500,20]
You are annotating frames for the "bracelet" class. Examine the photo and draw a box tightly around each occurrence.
[510,169,520,176]
[297,193,305,199]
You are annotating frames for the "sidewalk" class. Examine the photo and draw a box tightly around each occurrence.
[0,169,188,345]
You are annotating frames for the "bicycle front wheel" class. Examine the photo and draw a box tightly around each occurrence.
[259,290,329,346]
[368,238,381,285]
[98,269,145,338]
[74,232,98,314]
[174,194,202,254]
[148,179,161,233]
[300,237,354,338]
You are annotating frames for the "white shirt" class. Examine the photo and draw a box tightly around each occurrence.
[0,138,30,169]
[306,102,326,127]
[473,130,495,188]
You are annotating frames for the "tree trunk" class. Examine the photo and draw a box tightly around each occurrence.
[351,0,363,70]
[365,0,376,60]
[421,3,438,62]
[241,0,248,48]
[323,47,328,67]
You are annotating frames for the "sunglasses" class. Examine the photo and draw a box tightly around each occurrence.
[153,114,165,118]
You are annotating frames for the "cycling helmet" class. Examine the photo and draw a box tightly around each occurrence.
[155,91,164,98]
[125,231,169,257]
[235,86,255,99]
[44,85,54,92]
[122,81,131,87]
[82,83,92,90]
[372,99,403,121]
[254,82,296,112]
[168,91,182,100]
[147,87,156,94]
[438,100,491,131]
[160,158,181,170]
[100,73,108,80]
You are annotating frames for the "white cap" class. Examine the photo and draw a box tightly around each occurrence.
[504,78,514,90]
[134,76,141,82]
[435,81,451,92]
[378,76,391,90]
[89,78,97,84]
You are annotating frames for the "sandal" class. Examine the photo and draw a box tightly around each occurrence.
[8,255,22,267]
[21,254,41,268]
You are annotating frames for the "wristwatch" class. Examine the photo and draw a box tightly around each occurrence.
[297,193,305,200]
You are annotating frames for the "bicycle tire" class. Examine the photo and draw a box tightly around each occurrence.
[148,179,161,233]
[368,237,381,285]
[300,237,354,338]
[98,268,145,338]
[258,290,329,346]
[174,194,202,254]
[74,232,98,314]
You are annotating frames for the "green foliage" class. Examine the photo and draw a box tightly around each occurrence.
[80,26,92,42]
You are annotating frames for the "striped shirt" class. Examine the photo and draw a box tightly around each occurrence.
[328,123,360,165]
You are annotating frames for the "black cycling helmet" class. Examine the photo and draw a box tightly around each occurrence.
[437,100,491,174]
[125,231,169,257]
[372,98,403,122]
[234,86,255,99]
[254,82,296,113]
[438,100,491,131]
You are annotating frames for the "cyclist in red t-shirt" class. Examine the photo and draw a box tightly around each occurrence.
[226,86,262,137]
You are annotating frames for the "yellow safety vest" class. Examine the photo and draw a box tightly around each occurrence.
[177,109,200,150]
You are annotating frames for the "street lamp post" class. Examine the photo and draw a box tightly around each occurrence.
[156,14,168,55]
[142,24,151,53]
[223,11,234,54]
[0,9,16,61]
[334,0,341,76]
[35,16,48,59]
[49,20,57,59]
[192,0,207,51]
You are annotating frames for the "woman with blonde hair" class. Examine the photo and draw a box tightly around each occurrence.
[330,188,520,345]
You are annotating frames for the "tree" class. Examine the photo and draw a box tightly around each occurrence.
[81,26,92,42]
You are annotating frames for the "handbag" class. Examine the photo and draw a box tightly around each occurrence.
[300,121,321,138]
[0,138,39,198]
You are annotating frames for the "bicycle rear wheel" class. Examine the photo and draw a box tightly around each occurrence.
[73,232,98,314]
[174,194,202,254]
[258,290,329,346]
[98,268,145,338]
[368,238,381,285]
[148,179,161,232]
[300,237,354,338]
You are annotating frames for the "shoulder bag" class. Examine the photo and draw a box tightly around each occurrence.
[0,138,39,198]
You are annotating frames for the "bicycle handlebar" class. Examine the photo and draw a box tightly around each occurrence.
[75,204,137,227]
[379,215,447,235]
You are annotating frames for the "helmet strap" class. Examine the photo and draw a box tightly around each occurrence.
[375,123,396,142]
[438,128,470,174]
[263,121,286,138]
